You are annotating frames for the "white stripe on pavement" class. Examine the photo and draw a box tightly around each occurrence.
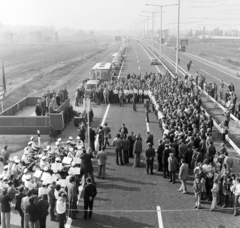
[157,206,164,228]
[201,69,229,86]
[138,66,141,71]
[94,103,111,149]
[146,122,150,132]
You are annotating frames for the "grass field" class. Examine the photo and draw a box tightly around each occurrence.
[187,38,240,71]
[0,36,121,152]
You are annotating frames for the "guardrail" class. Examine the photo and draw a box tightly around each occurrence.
[139,39,240,155]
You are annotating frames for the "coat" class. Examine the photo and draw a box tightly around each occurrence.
[80,153,94,172]
[84,183,97,201]
[66,182,78,202]
[179,163,189,180]
[96,151,108,165]
[146,134,154,146]
[133,140,142,154]
[36,199,49,218]
[162,148,171,164]
[168,156,178,172]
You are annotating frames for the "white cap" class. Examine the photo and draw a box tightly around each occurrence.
[53,169,58,173]
[30,136,34,141]
[66,141,71,144]
[25,174,31,180]
[56,157,61,162]
[76,136,80,140]
[23,168,28,174]
[47,145,51,150]
[0,175,3,180]
[28,142,32,146]
[58,138,61,142]
[9,157,13,162]
[3,176,8,181]
[55,142,59,146]
[13,156,18,161]
[42,156,47,160]
[43,166,48,171]
[15,159,20,163]
[68,170,73,175]
[69,136,73,140]
[4,165,8,170]
[71,162,76,167]
[32,165,36,171]
[69,148,74,152]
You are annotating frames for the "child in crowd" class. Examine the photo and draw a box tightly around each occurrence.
[193,177,202,209]
[210,180,219,211]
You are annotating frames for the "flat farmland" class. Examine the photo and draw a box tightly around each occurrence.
[0,37,120,108]
[187,38,240,71]
[0,37,121,152]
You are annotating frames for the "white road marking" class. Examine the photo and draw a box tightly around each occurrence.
[137,60,139,64]
[138,66,141,71]
[94,103,111,149]
[157,206,164,228]
[201,69,229,86]
[146,122,150,132]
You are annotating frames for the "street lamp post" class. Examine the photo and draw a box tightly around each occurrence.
[142,11,160,52]
[146,3,178,60]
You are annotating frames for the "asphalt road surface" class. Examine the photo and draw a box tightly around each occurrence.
[9,40,240,228]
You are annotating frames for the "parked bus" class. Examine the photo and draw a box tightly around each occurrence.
[90,62,112,81]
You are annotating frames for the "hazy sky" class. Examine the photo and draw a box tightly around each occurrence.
[0,0,240,31]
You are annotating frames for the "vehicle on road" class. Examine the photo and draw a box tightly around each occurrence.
[85,80,101,93]
[150,58,161,65]
[91,62,112,81]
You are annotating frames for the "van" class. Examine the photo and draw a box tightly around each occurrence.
[85,80,100,94]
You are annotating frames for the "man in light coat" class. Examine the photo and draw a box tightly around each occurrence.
[178,158,189,194]
[96,148,108,179]
[168,153,178,184]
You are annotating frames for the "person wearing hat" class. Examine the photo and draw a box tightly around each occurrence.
[66,176,78,220]
[7,180,19,202]
[40,156,50,171]
[38,182,48,201]
[30,137,36,149]
[145,143,155,175]
[11,158,21,187]
[67,147,76,159]
[24,174,36,191]
[0,187,12,228]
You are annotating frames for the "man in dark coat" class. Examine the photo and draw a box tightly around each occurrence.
[36,195,49,228]
[119,123,128,136]
[162,144,171,178]
[157,139,164,171]
[66,176,78,220]
[15,186,26,228]
[84,177,97,219]
[127,132,135,158]
[145,143,155,174]
[146,132,154,146]
[47,181,56,221]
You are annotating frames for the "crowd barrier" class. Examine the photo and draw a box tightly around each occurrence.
[0,97,70,135]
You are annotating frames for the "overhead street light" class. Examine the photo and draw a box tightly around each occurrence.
[137,18,145,39]
[142,11,160,52]
[146,2,179,73]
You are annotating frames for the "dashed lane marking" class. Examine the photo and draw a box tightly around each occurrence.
[157,206,164,228]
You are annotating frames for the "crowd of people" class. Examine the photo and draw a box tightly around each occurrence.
[145,71,240,215]
[35,87,69,116]
[75,73,161,106]
[0,135,99,228]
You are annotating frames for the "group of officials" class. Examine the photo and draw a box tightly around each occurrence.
[0,135,98,228]
[75,73,162,106]
[35,87,68,116]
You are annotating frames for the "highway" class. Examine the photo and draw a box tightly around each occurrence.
[9,40,240,228]
[152,40,240,98]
